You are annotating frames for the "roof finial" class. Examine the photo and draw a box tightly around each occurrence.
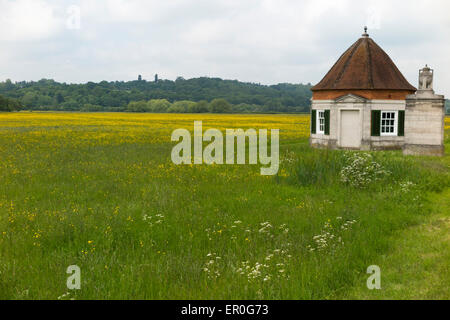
[362,26,369,37]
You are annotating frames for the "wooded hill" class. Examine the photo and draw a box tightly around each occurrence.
[0,77,313,113]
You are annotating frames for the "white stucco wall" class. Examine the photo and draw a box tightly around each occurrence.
[310,95,406,150]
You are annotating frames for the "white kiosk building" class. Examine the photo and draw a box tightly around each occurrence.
[310,28,445,156]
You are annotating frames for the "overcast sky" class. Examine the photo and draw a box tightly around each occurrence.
[0,0,449,96]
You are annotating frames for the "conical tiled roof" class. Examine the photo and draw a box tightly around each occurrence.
[311,32,416,92]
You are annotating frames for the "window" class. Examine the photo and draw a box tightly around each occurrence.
[317,110,325,134]
[380,111,397,136]
[312,109,330,135]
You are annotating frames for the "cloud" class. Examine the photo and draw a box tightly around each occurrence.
[0,0,448,96]
[0,0,63,41]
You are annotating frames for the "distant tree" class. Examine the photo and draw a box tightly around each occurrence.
[148,99,171,112]
[233,103,253,113]
[209,98,232,113]
[0,94,21,111]
[21,92,38,107]
[168,100,195,113]
[138,75,142,81]
[264,99,283,112]
[61,99,79,111]
[189,100,209,113]
[36,94,53,107]
[167,104,184,113]
[127,100,149,112]
[4,79,14,91]
[56,93,65,104]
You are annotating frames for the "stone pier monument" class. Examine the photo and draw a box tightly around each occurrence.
[403,65,445,156]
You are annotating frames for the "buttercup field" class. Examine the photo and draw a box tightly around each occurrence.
[0,112,448,299]
[1,0,450,307]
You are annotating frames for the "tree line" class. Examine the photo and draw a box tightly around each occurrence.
[0,77,312,113]
[2,77,448,114]
[125,98,309,113]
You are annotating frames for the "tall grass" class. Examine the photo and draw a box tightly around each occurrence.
[0,113,448,299]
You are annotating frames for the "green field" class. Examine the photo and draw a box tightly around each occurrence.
[0,112,449,299]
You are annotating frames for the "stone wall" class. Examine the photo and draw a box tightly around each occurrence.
[403,93,445,156]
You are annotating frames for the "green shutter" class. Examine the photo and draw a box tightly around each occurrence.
[311,109,316,134]
[371,110,381,136]
[398,110,405,136]
[324,110,330,135]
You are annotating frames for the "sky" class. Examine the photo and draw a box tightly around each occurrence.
[0,0,449,96]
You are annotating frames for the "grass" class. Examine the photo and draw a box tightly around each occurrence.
[343,189,450,299]
[0,112,449,300]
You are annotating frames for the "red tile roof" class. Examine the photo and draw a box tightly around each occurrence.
[311,35,416,92]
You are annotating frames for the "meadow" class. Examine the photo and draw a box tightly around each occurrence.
[0,112,449,299]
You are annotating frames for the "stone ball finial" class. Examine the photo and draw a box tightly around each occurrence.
[362,26,369,37]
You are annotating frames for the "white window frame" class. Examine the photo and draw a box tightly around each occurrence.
[317,110,325,134]
[380,111,398,136]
